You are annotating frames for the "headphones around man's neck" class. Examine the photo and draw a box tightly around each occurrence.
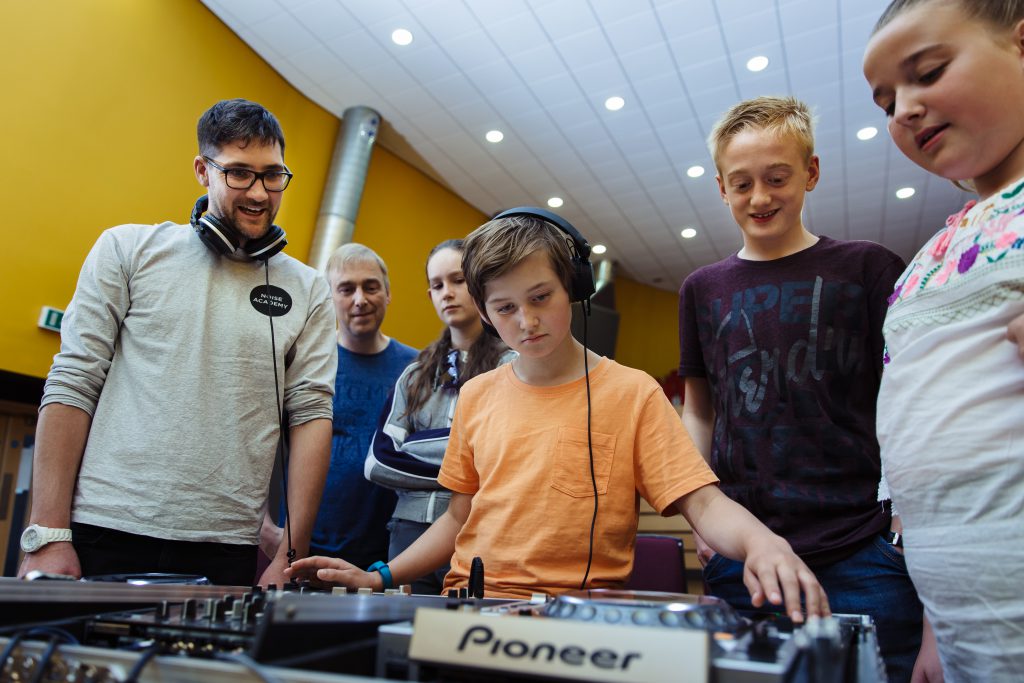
[492,206,596,303]
[190,194,288,261]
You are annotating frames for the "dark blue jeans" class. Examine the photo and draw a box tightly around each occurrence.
[72,522,257,587]
[386,518,450,595]
[704,534,922,683]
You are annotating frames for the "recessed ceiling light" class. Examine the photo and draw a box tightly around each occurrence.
[857,126,878,141]
[592,244,607,255]
[681,228,697,239]
[391,29,413,46]
[485,130,504,143]
[896,187,916,199]
[604,96,625,111]
[746,56,769,72]
[547,197,564,208]
[686,165,705,178]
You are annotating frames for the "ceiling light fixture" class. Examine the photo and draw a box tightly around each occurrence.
[391,29,413,46]
[681,228,697,239]
[485,130,504,143]
[856,126,878,141]
[547,197,564,208]
[896,187,916,199]
[592,244,607,255]
[604,96,625,111]
[746,56,769,72]
[686,165,705,178]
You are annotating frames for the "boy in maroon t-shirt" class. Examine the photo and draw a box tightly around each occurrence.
[678,96,922,682]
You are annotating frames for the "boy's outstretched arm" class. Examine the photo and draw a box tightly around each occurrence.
[680,377,718,567]
[674,484,830,622]
[285,492,471,590]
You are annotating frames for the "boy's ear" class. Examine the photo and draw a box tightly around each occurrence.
[1014,18,1024,61]
[716,175,729,204]
[806,155,821,191]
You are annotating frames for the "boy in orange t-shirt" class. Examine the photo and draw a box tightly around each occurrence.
[288,211,829,621]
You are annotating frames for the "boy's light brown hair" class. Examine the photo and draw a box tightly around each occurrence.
[462,215,574,316]
[708,96,816,172]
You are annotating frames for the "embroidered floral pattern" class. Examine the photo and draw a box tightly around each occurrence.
[887,180,1024,308]
[957,243,980,273]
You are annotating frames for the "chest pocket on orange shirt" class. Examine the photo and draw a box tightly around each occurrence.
[550,426,617,497]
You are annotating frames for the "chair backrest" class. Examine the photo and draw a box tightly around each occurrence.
[624,534,687,594]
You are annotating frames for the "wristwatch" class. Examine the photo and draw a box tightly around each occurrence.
[886,531,904,549]
[20,524,73,553]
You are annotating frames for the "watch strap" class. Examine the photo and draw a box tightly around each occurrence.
[367,561,394,590]
[47,527,73,544]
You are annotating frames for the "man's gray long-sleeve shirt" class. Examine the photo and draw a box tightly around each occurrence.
[42,222,337,544]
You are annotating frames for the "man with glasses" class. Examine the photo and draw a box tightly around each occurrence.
[18,99,337,587]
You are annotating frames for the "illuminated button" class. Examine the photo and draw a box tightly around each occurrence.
[659,610,681,627]
[685,610,706,628]
[631,609,652,625]
[707,608,726,627]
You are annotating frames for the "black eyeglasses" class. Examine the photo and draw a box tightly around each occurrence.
[203,156,293,192]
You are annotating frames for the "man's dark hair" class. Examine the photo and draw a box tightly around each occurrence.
[197,99,285,157]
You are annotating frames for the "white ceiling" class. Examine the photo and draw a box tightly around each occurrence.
[201,0,972,291]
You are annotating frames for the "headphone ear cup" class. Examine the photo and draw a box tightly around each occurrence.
[243,225,288,261]
[191,195,240,256]
[571,257,596,304]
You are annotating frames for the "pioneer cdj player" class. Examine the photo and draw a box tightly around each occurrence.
[0,578,887,682]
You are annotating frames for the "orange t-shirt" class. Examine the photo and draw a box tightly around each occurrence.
[437,359,718,598]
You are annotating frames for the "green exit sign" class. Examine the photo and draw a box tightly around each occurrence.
[38,306,64,332]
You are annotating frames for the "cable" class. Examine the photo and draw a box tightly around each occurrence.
[0,633,25,676]
[123,644,161,683]
[216,652,284,683]
[28,636,60,683]
[266,260,296,568]
[1,627,79,683]
[579,300,598,590]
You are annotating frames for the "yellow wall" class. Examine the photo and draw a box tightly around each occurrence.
[1,0,337,378]
[614,276,681,379]
[1,0,677,383]
[352,148,486,349]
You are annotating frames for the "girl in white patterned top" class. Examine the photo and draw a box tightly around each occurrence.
[864,1,1024,680]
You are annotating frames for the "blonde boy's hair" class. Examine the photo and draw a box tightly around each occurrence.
[325,242,390,292]
[462,215,574,315]
[708,96,815,171]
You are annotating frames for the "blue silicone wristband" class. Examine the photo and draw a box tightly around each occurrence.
[367,561,394,590]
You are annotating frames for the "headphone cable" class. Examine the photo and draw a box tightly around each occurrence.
[579,300,597,590]
[266,260,296,568]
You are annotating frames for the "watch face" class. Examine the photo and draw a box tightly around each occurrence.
[21,527,41,552]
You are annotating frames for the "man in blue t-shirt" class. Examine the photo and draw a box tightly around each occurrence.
[267,243,416,570]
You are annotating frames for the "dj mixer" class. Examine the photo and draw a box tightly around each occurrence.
[0,577,887,682]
